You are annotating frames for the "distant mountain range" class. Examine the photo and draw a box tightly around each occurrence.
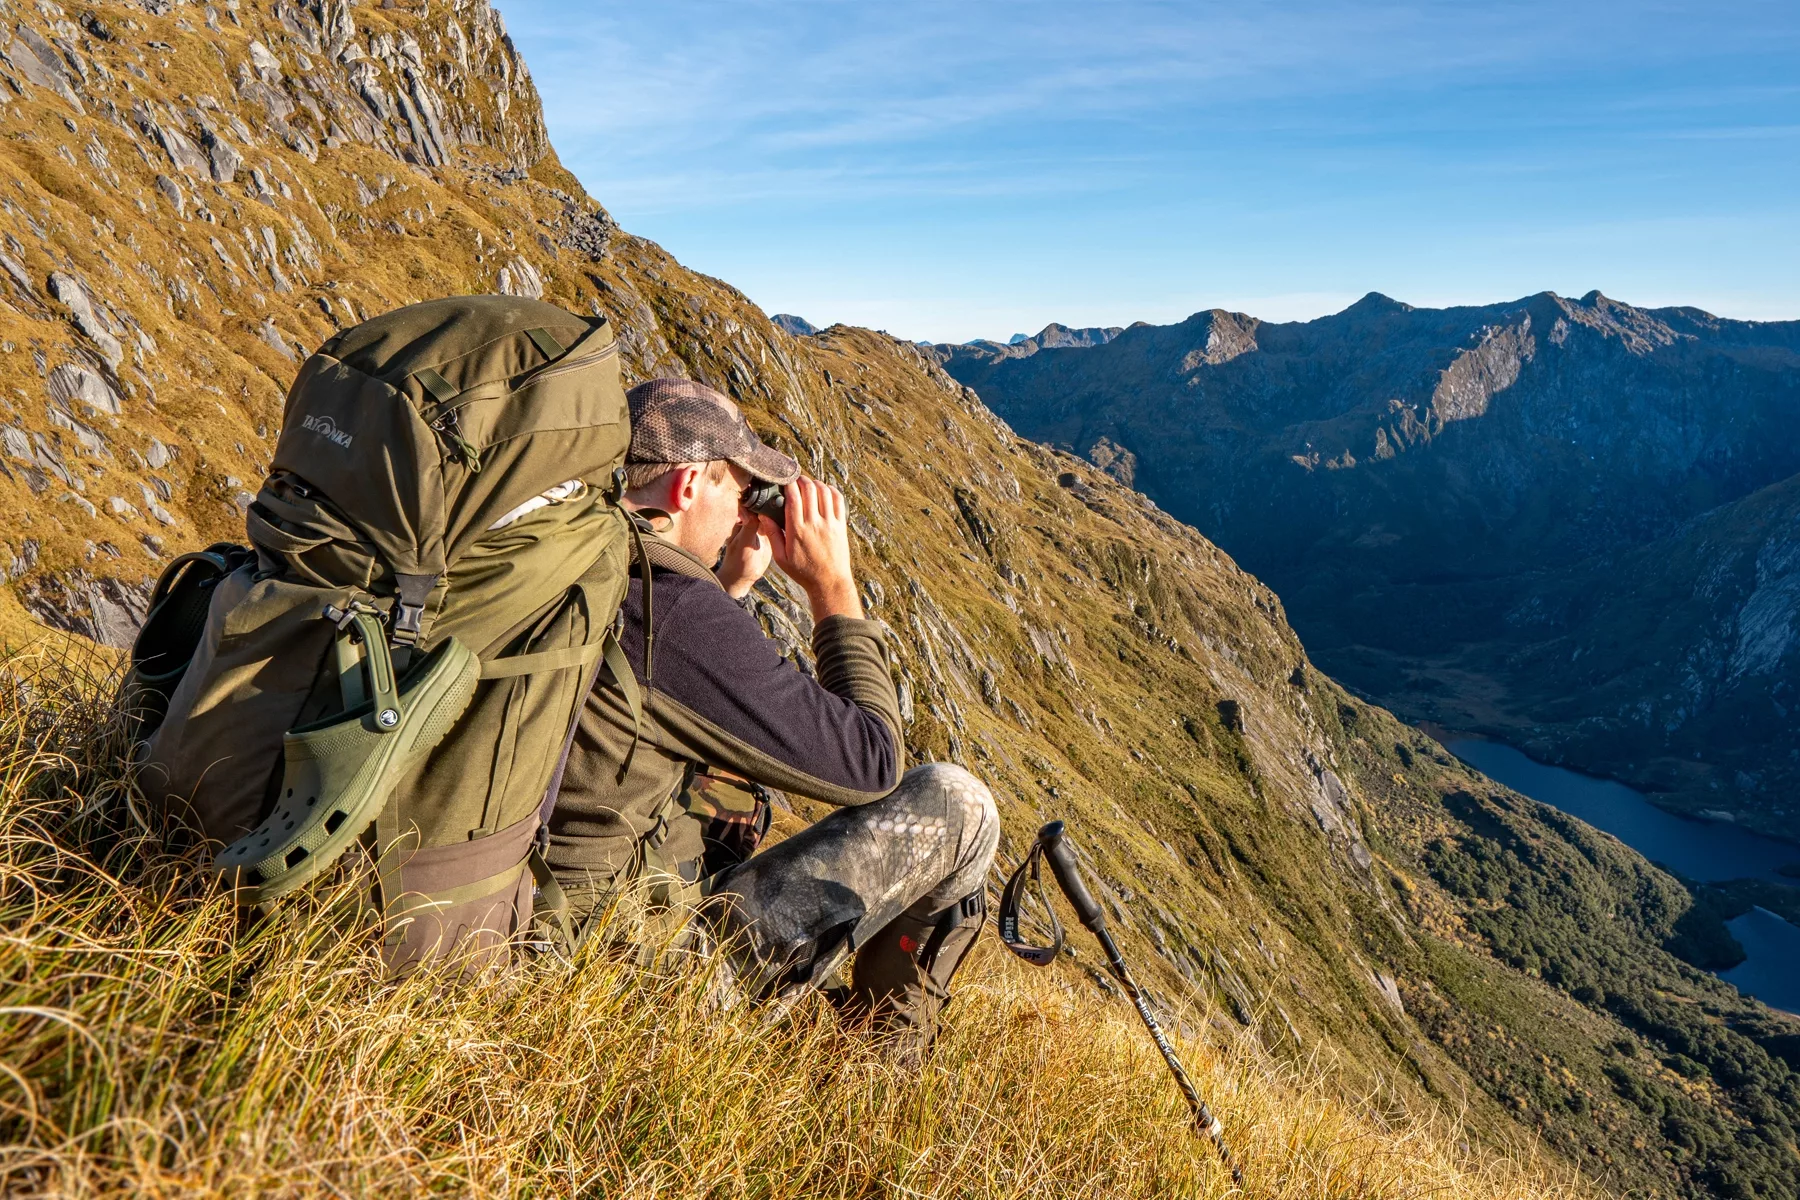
[937,293,1800,839]
[961,322,1123,357]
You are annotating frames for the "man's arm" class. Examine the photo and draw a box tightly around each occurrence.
[618,575,904,806]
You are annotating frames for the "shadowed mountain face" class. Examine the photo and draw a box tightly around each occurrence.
[0,4,1797,1193]
[938,294,1800,837]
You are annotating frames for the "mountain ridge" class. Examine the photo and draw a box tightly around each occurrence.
[938,289,1800,838]
[934,320,1125,362]
[770,312,816,336]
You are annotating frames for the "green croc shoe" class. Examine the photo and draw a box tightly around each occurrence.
[215,632,479,903]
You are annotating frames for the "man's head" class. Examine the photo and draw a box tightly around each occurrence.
[622,378,799,563]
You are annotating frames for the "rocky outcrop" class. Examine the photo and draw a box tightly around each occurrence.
[771,312,817,336]
[0,0,579,645]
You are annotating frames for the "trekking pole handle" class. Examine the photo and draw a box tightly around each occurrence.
[1037,820,1107,933]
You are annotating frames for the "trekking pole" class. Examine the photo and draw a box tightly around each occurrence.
[1005,819,1244,1187]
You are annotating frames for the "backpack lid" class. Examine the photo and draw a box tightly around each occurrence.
[269,296,628,584]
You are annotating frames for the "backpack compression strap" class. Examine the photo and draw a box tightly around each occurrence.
[997,839,1065,966]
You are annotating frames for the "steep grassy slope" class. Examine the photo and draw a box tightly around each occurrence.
[936,300,1800,837]
[2,650,1597,1198]
[0,3,1795,1196]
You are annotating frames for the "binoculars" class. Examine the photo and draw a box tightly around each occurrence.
[742,480,787,522]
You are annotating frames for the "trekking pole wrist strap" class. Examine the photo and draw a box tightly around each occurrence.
[998,838,1065,966]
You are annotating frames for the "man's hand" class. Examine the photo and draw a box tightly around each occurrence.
[765,477,864,620]
[716,515,774,599]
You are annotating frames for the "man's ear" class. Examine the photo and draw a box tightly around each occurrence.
[664,464,703,514]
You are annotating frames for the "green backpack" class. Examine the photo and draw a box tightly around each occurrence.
[132,295,641,971]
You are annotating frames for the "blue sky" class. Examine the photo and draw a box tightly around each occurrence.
[497,1,1800,344]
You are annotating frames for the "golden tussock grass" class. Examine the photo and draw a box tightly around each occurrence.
[0,644,1593,1198]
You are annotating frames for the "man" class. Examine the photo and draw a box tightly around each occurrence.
[548,377,999,1049]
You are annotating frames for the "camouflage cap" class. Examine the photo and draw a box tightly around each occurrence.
[625,378,800,485]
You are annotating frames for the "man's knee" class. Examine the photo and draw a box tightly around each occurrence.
[897,762,999,858]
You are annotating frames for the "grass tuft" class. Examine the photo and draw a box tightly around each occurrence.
[0,648,1589,1198]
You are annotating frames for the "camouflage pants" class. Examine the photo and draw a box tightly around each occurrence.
[708,762,1000,1045]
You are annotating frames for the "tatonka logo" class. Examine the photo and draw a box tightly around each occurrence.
[301,414,353,449]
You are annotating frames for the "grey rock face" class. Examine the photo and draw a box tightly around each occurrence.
[204,129,244,182]
[2,426,32,463]
[22,571,149,648]
[497,257,543,299]
[257,318,295,359]
[3,24,84,113]
[0,250,36,300]
[46,275,124,368]
[247,40,284,85]
[154,174,186,217]
[132,102,212,177]
[47,363,123,417]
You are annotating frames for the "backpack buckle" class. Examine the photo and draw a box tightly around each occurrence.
[390,573,439,647]
[391,602,426,646]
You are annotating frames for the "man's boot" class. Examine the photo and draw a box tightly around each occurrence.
[846,889,986,1064]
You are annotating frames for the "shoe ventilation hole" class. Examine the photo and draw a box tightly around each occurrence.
[284,846,309,869]
[324,810,347,835]
[306,795,317,807]
[286,788,294,798]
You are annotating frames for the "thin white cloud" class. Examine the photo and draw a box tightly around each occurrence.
[514,0,1748,163]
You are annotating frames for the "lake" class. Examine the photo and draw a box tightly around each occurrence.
[1440,736,1800,1015]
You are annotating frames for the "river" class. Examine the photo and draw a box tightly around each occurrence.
[1440,737,1800,1015]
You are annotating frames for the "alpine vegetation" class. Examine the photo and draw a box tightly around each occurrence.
[3,643,1582,1198]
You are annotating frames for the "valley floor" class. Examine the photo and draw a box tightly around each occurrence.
[1321,639,1800,851]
